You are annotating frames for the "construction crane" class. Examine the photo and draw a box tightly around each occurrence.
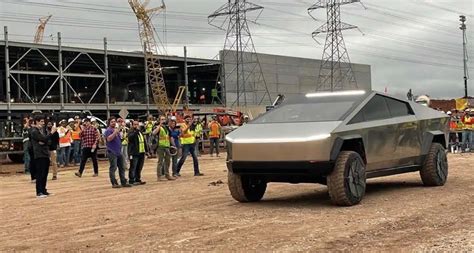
[129,0,171,114]
[33,15,52,44]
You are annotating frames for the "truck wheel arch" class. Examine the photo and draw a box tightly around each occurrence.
[421,131,448,155]
[330,136,367,164]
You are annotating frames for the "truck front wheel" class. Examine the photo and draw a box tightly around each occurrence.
[420,143,448,186]
[228,171,267,202]
[327,151,366,206]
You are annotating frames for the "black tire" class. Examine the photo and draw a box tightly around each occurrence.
[8,154,24,163]
[228,171,267,202]
[420,143,448,186]
[327,151,366,206]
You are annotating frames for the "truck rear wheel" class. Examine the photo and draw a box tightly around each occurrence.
[8,154,24,163]
[228,171,267,202]
[420,143,448,186]
[327,151,366,206]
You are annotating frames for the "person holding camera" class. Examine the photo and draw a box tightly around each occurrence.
[169,119,181,177]
[176,115,204,177]
[153,116,176,181]
[75,118,100,178]
[30,115,57,198]
[104,117,131,188]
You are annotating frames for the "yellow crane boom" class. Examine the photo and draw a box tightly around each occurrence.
[129,0,171,114]
[33,15,52,44]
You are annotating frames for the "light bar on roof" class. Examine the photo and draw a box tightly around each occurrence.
[305,90,366,98]
[226,134,331,143]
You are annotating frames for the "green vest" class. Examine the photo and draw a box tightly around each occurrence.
[158,126,170,148]
[195,123,203,137]
[121,129,128,145]
[138,132,145,153]
[145,121,154,134]
[180,123,195,145]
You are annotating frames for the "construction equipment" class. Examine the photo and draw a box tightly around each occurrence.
[172,86,186,113]
[33,15,52,44]
[129,0,171,114]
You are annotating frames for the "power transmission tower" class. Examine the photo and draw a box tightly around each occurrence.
[129,0,171,114]
[460,15,469,98]
[209,0,272,107]
[309,0,361,92]
[33,15,52,44]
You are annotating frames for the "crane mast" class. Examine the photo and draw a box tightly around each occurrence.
[129,0,171,114]
[33,15,52,44]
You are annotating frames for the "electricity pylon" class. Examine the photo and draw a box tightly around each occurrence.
[33,15,52,44]
[129,0,171,114]
[209,0,272,107]
[309,0,360,91]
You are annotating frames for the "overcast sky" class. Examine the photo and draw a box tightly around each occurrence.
[1,0,473,99]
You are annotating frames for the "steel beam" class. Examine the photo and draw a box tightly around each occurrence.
[4,26,11,120]
[10,70,58,76]
[58,32,64,110]
[104,37,110,119]
[62,73,105,78]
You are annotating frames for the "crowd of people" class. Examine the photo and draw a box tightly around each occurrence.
[446,108,474,153]
[22,113,223,198]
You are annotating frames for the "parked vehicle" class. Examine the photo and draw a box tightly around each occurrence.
[225,90,450,206]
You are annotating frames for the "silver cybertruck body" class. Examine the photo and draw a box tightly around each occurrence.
[225,90,450,206]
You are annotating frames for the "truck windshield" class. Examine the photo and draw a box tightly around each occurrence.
[251,92,369,124]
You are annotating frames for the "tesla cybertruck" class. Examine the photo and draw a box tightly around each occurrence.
[225,90,450,206]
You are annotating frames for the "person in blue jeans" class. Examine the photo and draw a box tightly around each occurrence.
[169,119,181,177]
[176,115,203,177]
[104,117,131,188]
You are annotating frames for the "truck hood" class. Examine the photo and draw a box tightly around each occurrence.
[226,121,341,144]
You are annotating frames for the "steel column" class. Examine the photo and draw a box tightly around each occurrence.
[4,26,11,120]
[144,42,150,115]
[184,46,189,107]
[58,32,64,110]
[104,38,110,119]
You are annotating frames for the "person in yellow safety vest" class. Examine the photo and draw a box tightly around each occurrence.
[144,115,155,158]
[71,116,82,166]
[208,116,222,157]
[194,117,203,156]
[120,119,130,169]
[128,120,148,185]
[461,110,473,151]
[58,119,72,169]
[153,116,176,181]
[176,115,204,177]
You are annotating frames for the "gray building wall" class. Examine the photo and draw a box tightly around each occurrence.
[222,50,371,106]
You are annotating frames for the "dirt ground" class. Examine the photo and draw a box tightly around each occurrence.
[0,153,473,252]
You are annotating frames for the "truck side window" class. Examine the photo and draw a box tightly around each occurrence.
[349,95,391,124]
[385,97,414,117]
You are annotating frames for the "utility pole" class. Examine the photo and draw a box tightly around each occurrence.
[460,15,469,98]
[208,0,272,107]
[309,0,362,92]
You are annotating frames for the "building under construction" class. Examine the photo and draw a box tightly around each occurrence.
[0,39,372,120]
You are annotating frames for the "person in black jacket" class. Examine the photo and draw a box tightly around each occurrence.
[30,115,56,198]
[47,122,60,180]
[128,120,148,185]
